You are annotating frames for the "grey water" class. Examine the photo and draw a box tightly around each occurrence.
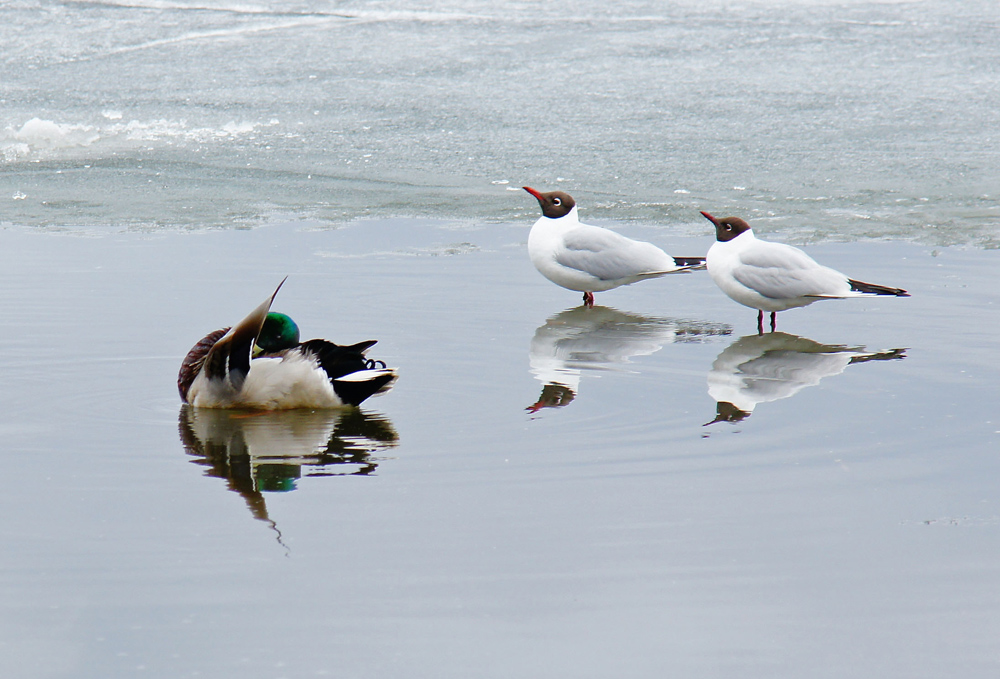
[1,1,1000,677]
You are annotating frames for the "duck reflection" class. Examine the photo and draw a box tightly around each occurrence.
[706,332,906,424]
[178,407,398,533]
[528,305,731,412]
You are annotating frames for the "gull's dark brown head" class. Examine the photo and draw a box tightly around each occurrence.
[701,211,752,243]
[523,186,576,219]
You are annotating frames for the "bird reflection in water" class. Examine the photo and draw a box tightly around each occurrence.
[178,407,398,543]
[705,332,906,425]
[527,305,731,412]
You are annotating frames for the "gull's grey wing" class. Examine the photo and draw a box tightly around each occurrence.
[733,242,849,299]
[556,226,673,281]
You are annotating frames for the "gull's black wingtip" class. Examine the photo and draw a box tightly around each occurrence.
[673,256,707,268]
[849,279,910,297]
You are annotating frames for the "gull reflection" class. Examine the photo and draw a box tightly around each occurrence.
[528,305,731,412]
[178,407,398,540]
[706,332,906,424]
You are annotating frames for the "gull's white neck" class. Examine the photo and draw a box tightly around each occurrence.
[536,205,580,229]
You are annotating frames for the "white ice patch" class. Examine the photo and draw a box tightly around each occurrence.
[1,142,30,162]
[13,118,100,150]
[1,116,270,162]
[221,121,257,136]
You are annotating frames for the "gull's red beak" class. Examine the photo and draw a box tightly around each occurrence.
[523,186,544,200]
[700,211,719,226]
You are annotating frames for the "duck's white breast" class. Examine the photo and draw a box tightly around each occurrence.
[189,354,342,409]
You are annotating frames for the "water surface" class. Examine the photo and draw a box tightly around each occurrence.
[1,222,997,677]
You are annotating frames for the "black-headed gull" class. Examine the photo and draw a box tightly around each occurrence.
[178,279,396,409]
[523,187,705,307]
[700,212,909,332]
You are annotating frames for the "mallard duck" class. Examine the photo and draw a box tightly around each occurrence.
[177,279,396,409]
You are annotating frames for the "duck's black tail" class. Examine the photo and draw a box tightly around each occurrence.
[848,279,910,297]
[301,339,397,406]
[332,371,397,407]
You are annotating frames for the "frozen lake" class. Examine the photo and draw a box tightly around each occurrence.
[2,0,998,244]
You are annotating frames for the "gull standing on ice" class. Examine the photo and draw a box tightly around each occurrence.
[523,187,705,307]
[700,212,909,333]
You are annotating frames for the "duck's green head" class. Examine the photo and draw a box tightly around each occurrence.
[255,312,300,355]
